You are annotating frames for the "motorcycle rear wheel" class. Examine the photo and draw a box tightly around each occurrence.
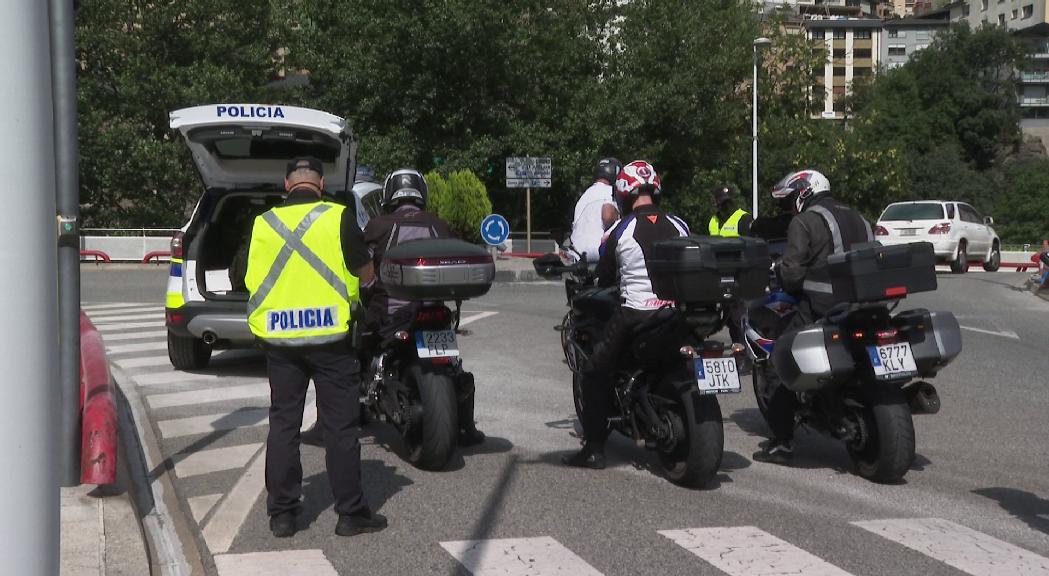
[403,367,458,471]
[657,392,724,488]
[847,385,915,483]
[752,362,778,428]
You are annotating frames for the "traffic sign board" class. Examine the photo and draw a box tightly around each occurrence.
[506,157,552,188]
[480,214,510,246]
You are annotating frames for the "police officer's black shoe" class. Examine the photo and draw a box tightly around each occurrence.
[459,427,485,447]
[752,439,793,465]
[561,445,606,470]
[335,509,388,537]
[300,424,325,447]
[269,511,297,538]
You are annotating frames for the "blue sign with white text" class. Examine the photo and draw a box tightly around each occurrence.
[480,214,510,246]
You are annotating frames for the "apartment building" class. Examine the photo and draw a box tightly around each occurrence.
[880,18,950,68]
[806,19,882,118]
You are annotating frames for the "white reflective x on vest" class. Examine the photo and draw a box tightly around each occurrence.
[246,204,349,318]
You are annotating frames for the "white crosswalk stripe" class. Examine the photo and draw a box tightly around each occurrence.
[98,330,167,342]
[157,408,269,439]
[659,526,854,576]
[147,383,269,409]
[87,306,163,318]
[134,371,221,387]
[82,302,145,311]
[90,312,165,323]
[441,537,604,576]
[853,518,1049,576]
[173,443,262,478]
[105,341,170,355]
[96,321,165,332]
[187,494,222,524]
[113,355,172,370]
[213,550,338,576]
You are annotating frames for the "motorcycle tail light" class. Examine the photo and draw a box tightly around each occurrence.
[876,328,898,345]
[679,346,696,358]
[851,330,865,340]
[415,306,451,324]
[731,343,746,355]
[394,331,410,341]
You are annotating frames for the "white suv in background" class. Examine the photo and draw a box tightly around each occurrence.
[874,200,1000,274]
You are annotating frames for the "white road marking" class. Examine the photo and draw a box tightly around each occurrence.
[147,383,269,409]
[213,550,338,576]
[1039,514,1049,522]
[659,526,854,576]
[959,325,1021,340]
[105,341,169,355]
[157,408,269,439]
[134,371,221,387]
[81,302,144,311]
[96,321,165,332]
[187,494,222,525]
[852,518,1049,576]
[440,536,604,576]
[202,402,316,554]
[87,306,162,318]
[459,311,499,327]
[98,329,166,342]
[173,443,262,478]
[113,356,172,370]
[89,312,165,323]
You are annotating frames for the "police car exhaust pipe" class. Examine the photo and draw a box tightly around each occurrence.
[202,331,218,345]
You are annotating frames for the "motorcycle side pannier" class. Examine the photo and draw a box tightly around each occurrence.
[893,308,963,376]
[650,236,771,304]
[826,242,937,303]
[380,239,495,301]
[771,325,855,392]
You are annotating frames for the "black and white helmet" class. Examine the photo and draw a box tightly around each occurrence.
[771,169,831,213]
[382,168,428,212]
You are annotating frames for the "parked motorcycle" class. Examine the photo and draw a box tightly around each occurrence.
[536,236,770,487]
[743,240,961,483]
[365,238,495,470]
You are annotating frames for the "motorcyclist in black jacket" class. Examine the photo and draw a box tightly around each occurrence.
[753,169,874,465]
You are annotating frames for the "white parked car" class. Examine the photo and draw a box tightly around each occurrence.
[874,200,1000,274]
[163,104,383,369]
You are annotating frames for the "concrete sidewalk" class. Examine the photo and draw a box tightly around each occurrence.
[61,444,150,575]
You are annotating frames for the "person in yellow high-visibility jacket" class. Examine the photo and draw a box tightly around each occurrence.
[707,185,753,237]
[245,157,387,539]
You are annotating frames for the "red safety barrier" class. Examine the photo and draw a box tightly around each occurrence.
[80,249,110,264]
[79,310,117,485]
[142,250,171,264]
[1001,261,1036,272]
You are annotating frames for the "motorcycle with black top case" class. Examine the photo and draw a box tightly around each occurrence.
[365,238,495,471]
[743,240,962,483]
[536,236,771,487]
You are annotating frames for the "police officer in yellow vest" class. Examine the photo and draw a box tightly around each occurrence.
[708,185,754,373]
[707,185,753,237]
[246,157,387,539]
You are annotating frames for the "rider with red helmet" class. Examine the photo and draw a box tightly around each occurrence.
[562,161,691,469]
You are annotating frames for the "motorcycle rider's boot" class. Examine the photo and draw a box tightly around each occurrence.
[456,372,485,446]
[459,426,485,447]
[752,439,793,465]
[335,508,388,537]
[300,423,325,447]
[561,442,606,470]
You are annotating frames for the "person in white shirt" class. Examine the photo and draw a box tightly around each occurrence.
[566,158,621,264]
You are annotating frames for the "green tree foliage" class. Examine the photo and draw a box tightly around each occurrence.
[424,170,492,242]
[996,161,1049,244]
[76,0,281,227]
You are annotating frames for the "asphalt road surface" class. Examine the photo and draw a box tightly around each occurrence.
[82,264,1049,576]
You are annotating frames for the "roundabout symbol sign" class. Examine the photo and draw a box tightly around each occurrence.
[480,214,510,246]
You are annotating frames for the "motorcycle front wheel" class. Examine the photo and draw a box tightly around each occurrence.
[846,385,915,483]
[403,367,458,471]
[656,390,724,488]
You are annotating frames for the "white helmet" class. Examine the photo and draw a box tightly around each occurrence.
[771,169,831,213]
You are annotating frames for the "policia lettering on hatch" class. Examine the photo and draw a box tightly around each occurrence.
[245,157,387,539]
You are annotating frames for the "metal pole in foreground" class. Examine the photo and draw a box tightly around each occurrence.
[0,0,60,573]
[752,37,772,219]
[526,186,532,254]
[51,0,83,488]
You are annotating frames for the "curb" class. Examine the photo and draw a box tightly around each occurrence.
[114,365,207,576]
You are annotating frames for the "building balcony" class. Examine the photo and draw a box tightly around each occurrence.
[1020,96,1049,106]
[1021,71,1049,82]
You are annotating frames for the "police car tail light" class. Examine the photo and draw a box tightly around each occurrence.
[165,310,185,326]
[928,222,951,234]
[170,231,184,259]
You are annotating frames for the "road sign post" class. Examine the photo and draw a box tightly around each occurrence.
[506,157,552,254]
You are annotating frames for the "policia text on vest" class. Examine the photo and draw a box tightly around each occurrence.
[708,208,750,237]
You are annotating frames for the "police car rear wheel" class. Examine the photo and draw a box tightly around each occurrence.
[167,331,212,370]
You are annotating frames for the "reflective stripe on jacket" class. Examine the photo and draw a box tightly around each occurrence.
[708,208,749,237]
[245,201,359,345]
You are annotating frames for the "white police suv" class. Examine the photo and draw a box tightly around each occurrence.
[165,104,382,369]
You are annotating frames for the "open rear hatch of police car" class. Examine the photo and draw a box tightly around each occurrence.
[169,104,354,299]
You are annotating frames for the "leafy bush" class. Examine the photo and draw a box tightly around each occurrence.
[424,170,492,242]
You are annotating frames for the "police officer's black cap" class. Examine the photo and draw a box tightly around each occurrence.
[286,157,324,177]
[713,185,734,204]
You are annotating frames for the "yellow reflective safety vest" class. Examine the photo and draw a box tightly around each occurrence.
[245,201,359,346]
[708,208,749,237]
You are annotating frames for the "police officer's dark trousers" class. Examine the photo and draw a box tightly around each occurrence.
[580,306,654,445]
[265,340,366,517]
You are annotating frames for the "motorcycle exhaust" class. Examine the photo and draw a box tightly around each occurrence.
[905,381,941,415]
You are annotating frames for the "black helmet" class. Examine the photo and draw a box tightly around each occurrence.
[594,157,622,183]
[382,168,428,212]
[713,185,734,207]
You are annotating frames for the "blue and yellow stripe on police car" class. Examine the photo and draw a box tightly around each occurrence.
[166,257,185,309]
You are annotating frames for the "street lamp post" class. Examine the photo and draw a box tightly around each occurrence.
[752,37,772,219]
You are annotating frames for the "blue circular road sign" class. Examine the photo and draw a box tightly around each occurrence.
[480,214,510,246]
